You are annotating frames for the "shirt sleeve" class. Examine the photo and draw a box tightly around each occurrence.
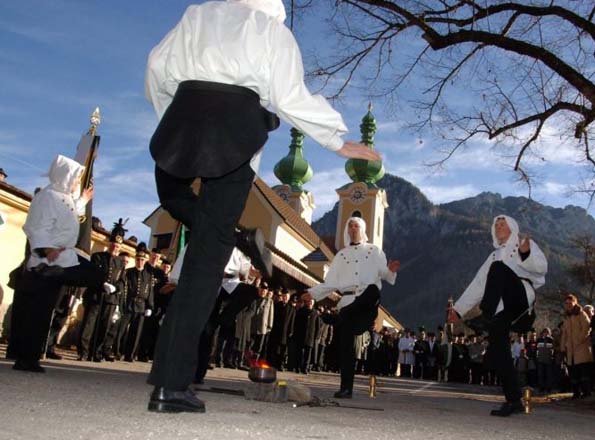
[454,255,492,317]
[23,192,60,251]
[309,255,343,300]
[378,248,397,285]
[518,240,548,276]
[268,24,347,151]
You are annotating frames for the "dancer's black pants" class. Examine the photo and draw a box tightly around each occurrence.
[148,161,254,390]
[337,284,380,392]
[10,257,103,363]
[483,261,528,403]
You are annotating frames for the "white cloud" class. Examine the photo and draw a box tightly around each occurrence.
[0,19,67,44]
[420,184,480,204]
[540,181,570,197]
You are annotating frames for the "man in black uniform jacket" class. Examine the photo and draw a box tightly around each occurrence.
[78,221,127,361]
[120,244,154,362]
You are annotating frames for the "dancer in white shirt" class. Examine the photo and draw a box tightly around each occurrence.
[303,217,400,398]
[10,155,108,373]
[145,0,380,414]
[449,215,547,417]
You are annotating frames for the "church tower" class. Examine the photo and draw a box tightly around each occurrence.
[335,104,388,250]
[272,128,316,224]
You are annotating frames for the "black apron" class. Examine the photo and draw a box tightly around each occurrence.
[150,80,279,179]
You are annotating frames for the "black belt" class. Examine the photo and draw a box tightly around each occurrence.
[339,291,357,297]
[223,273,235,279]
[178,80,259,101]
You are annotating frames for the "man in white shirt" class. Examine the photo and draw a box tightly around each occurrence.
[145,0,381,414]
[194,246,260,384]
[302,217,400,398]
[448,215,547,417]
[10,155,107,373]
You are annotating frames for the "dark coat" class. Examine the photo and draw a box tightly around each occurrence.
[304,309,320,348]
[84,252,126,305]
[123,267,154,313]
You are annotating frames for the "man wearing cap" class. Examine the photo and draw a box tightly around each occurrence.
[138,248,167,362]
[119,244,154,362]
[302,217,400,398]
[78,221,127,361]
[145,0,380,413]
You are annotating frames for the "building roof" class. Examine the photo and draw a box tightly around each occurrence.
[253,177,334,260]
[302,248,328,262]
[0,180,33,202]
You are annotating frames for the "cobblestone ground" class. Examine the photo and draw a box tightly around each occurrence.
[0,347,593,440]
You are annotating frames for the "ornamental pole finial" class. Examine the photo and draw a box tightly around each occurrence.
[89,107,101,135]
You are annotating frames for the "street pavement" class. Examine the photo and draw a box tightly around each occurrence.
[0,349,593,440]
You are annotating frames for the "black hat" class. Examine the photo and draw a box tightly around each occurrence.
[0,168,7,178]
[110,218,128,244]
[161,259,171,266]
[135,242,149,260]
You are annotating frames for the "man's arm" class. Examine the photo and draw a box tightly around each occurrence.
[268,24,381,163]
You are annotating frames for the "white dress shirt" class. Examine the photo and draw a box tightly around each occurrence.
[170,246,250,295]
[454,239,547,317]
[309,242,396,309]
[145,1,348,173]
[221,248,252,294]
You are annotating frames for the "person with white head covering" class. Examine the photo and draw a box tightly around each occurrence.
[449,214,547,417]
[145,0,381,414]
[9,155,107,373]
[303,216,400,398]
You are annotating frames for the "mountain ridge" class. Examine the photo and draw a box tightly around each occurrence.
[312,174,595,330]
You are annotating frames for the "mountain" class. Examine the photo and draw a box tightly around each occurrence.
[312,174,595,331]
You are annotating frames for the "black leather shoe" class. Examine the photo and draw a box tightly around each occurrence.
[46,351,63,360]
[103,354,115,362]
[148,387,206,413]
[333,389,353,399]
[465,314,493,334]
[490,401,524,417]
[13,359,46,373]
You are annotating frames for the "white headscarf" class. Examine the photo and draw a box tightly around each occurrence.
[227,0,287,22]
[343,216,369,248]
[489,214,544,284]
[45,154,85,195]
[491,214,519,251]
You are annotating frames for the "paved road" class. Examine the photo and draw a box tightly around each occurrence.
[0,351,593,440]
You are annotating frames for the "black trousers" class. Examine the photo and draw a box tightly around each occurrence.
[46,286,76,353]
[122,312,145,360]
[483,262,528,403]
[149,161,255,390]
[337,285,380,392]
[79,301,102,357]
[10,257,103,363]
[195,284,259,381]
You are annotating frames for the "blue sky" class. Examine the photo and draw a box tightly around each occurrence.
[0,0,592,240]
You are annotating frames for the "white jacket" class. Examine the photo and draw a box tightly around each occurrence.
[23,155,86,269]
[454,215,548,317]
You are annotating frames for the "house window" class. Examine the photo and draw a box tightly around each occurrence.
[153,233,173,250]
